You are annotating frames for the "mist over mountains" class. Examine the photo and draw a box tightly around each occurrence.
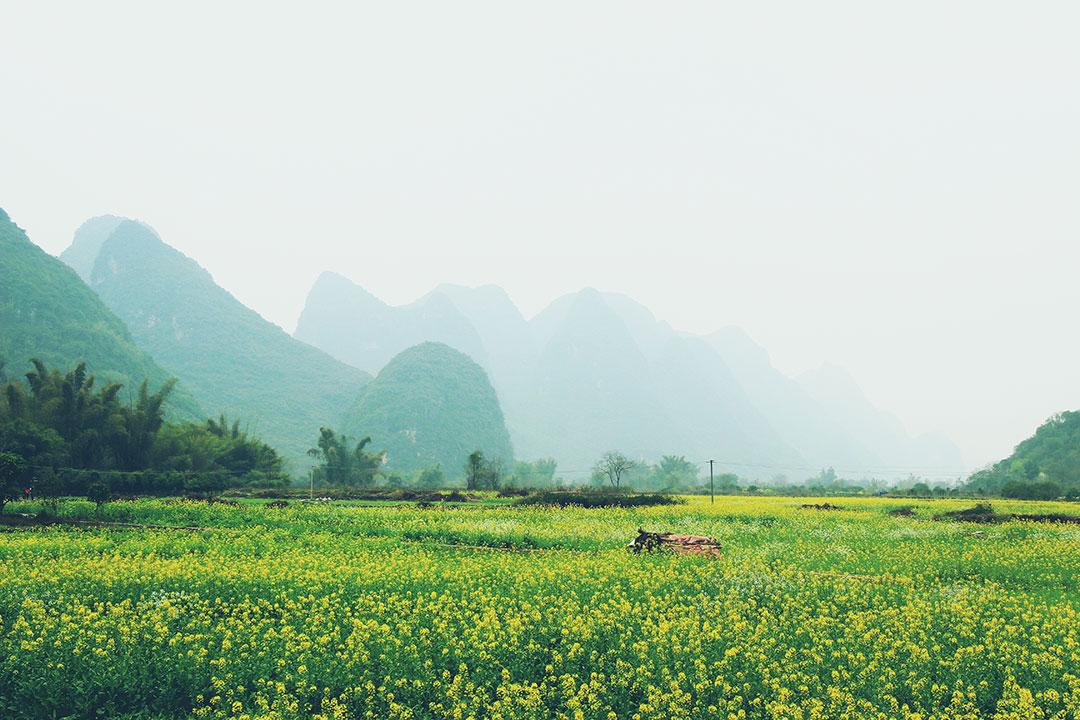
[60,217,371,465]
[0,209,202,419]
[296,269,965,479]
[0,208,965,480]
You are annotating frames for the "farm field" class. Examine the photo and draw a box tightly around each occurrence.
[0,496,1077,720]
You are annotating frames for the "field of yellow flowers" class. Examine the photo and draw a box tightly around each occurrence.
[0,496,1077,719]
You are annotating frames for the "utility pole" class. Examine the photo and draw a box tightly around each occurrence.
[309,466,314,501]
[708,460,715,504]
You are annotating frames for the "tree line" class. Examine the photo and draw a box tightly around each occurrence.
[303,428,558,492]
[0,358,286,507]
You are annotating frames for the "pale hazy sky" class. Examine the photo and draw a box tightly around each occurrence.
[2,2,1078,469]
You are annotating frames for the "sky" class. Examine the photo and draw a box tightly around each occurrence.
[2,2,1078,470]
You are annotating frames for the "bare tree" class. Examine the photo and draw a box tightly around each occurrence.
[595,451,635,489]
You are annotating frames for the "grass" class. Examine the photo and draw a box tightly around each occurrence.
[0,496,1077,719]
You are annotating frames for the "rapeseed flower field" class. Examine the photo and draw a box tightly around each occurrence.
[0,497,1076,719]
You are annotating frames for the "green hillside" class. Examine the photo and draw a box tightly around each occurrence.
[344,342,513,476]
[0,208,201,417]
[65,217,370,469]
[966,411,1080,498]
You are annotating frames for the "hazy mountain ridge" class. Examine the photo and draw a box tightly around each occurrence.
[62,217,371,468]
[428,283,537,437]
[797,363,965,473]
[59,215,125,282]
[294,272,487,375]
[298,275,965,479]
[0,208,202,418]
[516,288,679,467]
[46,208,964,479]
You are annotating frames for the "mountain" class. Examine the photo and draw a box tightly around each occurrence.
[343,342,513,476]
[649,335,804,471]
[966,411,1080,498]
[0,208,201,417]
[427,283,536,439]
[62,217,370,468]
[589,293,803,469]
[797,363,965,476]
[294,272,487,375]
[513,289,804,471]
[296,275,962,479]
[515,288,676,467]
[705,328,879,472]
[59,215,126,282]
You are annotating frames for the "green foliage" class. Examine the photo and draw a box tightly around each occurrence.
[0,359,153,470]
[85,479,110,508]
[65,218,370,468]
[0,359,287,500]
[465,450,502,491]
[506,458,558,489]
[415,465,445,488]
[715,472,741,493]
[910,482,932,497]
[307,427,384,486]
[0,451,24,510]
[344,343,513,477]
[31,467,63,515]
[652,454,699,489]
[0,209,202,419]
[152,415,288,489]
[966,411,1080,498]
[1001,480,1063,501]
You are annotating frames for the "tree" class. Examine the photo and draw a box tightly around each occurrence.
[117,379,176,471]
[965,411,1080,496]
[810,467,838,488]
[654,455,698,488]
[184,470,228,498]
[508,458,558,489]
[715,473,740,494]
[465,450,502,490]
[152,416,287,488]
[483,457,503,490]
[1002,480,1062,500]
[33,466,63,515]
[533,458,558,486]
[417,465,445,488]
[308,428,383,486]
[910,482,931,497]
[86,479,111,509]
[466,450,485,491]
[1,358,289,496]
[0,451,24,512]
[594,451,635,489]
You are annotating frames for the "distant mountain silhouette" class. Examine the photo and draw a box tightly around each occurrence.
[797,362,964,473]
[300,274,964,479]
[0,208,201,418]
[59,215,126,282]
[61,217,369,468]
[295,272,487,375]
